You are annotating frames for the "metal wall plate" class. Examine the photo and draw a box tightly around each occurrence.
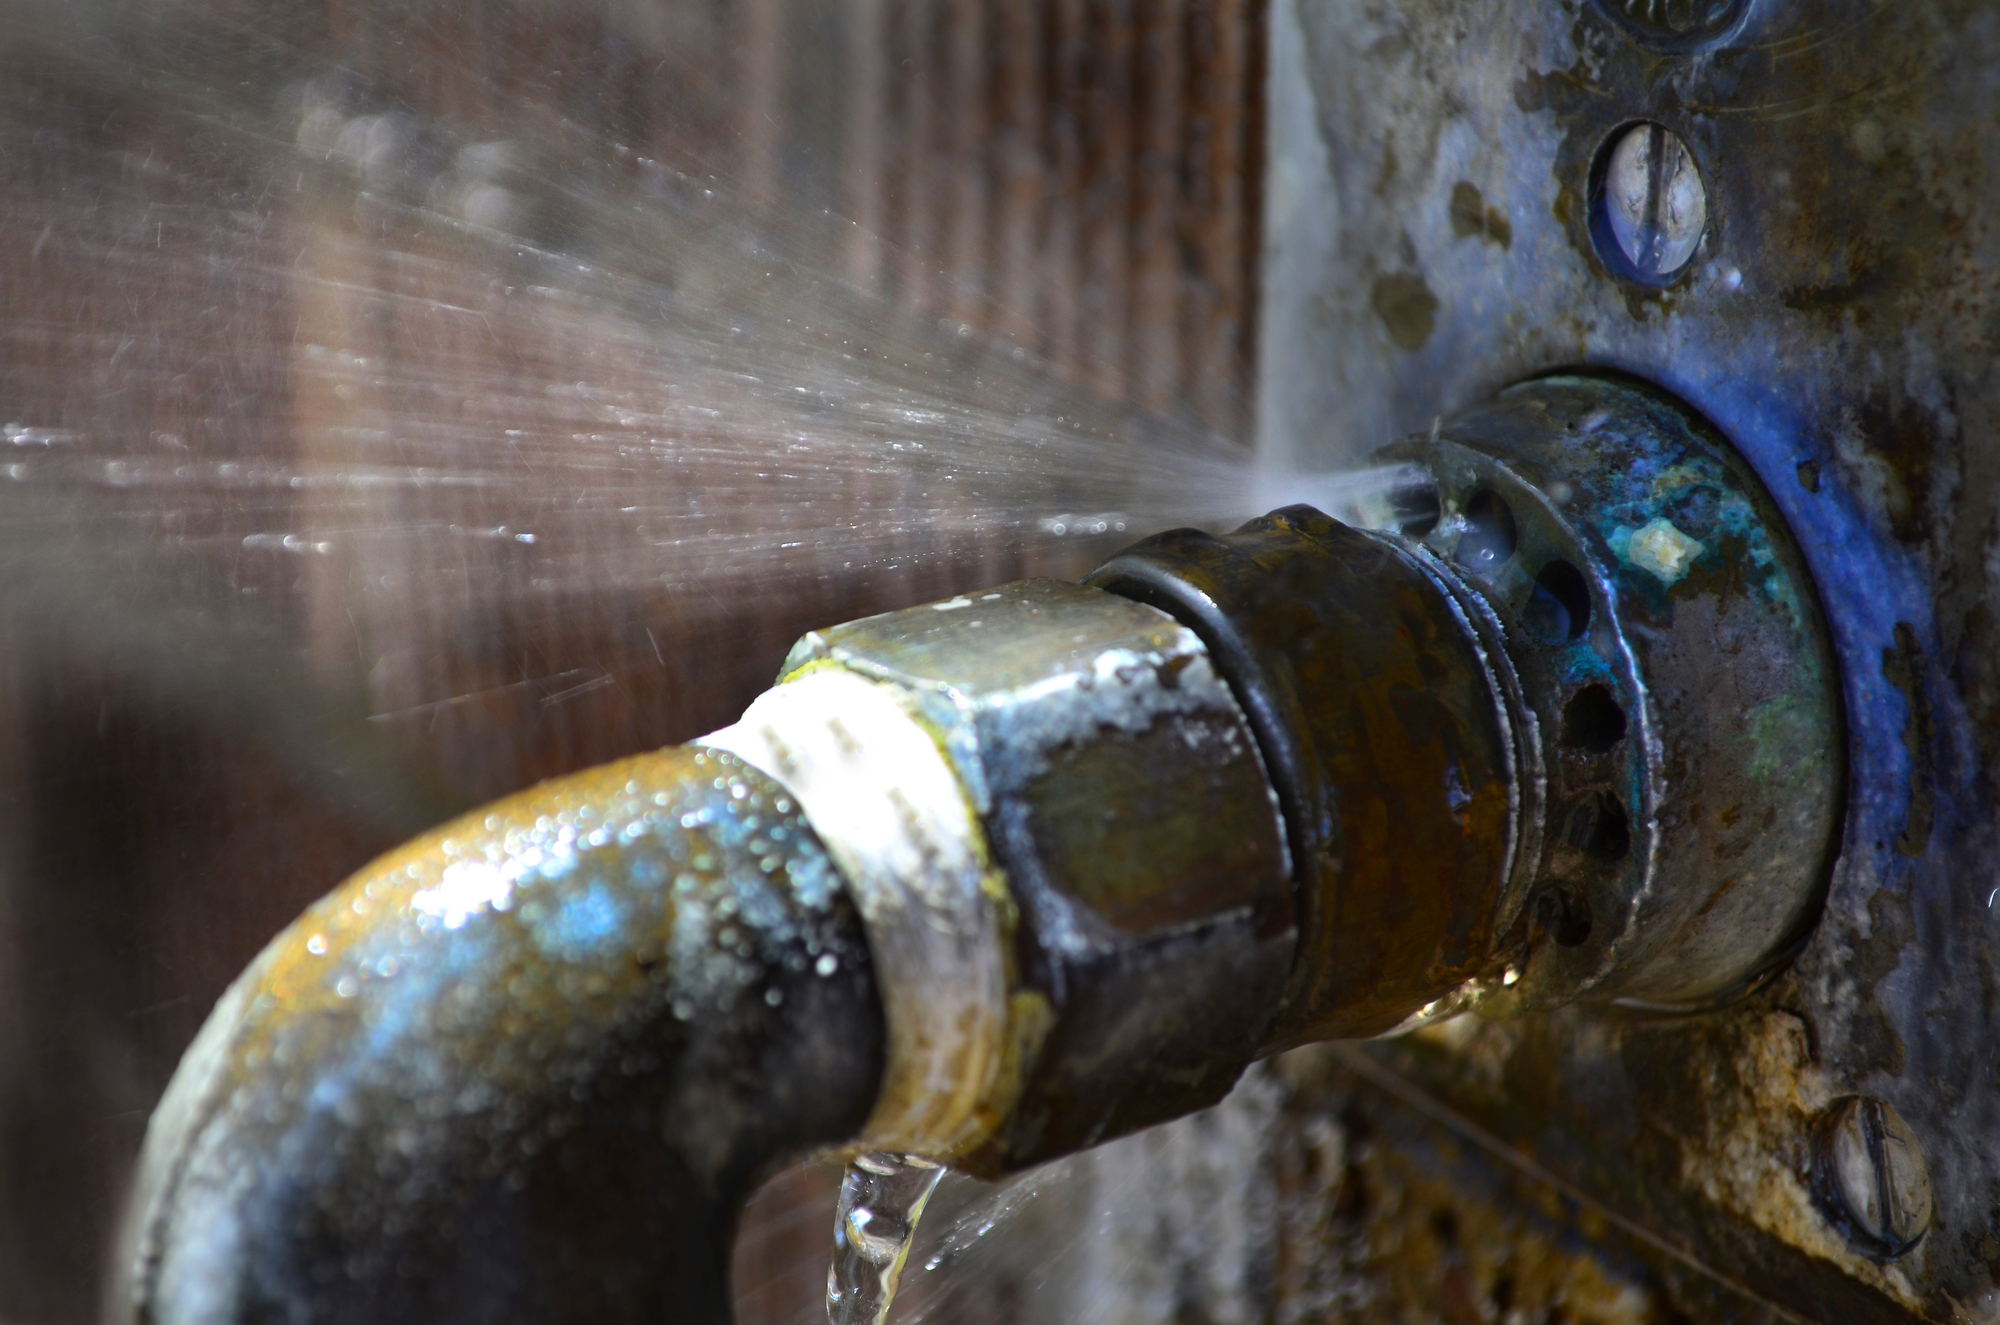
[1260,0,2000,1318]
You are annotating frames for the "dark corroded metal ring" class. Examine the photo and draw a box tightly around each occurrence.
[1363,376,1845,1012]
[1087,509,1526,1049]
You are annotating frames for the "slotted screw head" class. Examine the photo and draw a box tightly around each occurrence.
[1817,1096,1933,1256]
[1595,123,1707,283]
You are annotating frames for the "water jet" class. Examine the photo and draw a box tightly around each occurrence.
[114,375,1841,1323]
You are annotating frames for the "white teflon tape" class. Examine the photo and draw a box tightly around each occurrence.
[700,667,1011,1159]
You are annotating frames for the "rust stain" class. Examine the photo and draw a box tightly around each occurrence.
[1371,271,1440,352]
[1272,1045,1723,1325]
[1449,181,1513,250]
[1696,878,1739,918]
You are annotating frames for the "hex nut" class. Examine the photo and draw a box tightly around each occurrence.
[781,578,1293,1167]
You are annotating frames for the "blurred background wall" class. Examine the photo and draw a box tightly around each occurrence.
[0,1,1266,1317]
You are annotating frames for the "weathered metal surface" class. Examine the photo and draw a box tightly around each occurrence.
[1086,508,1522,1045]
[1273,1045,1795,1325]
[1815,1096,1934,1260]
[0,0,1245,1311]
[116,747,883,1325]
[850,1050,1799,1325]
[1257,0,2000,1317]
[1366,376,1843,1011]
[784,578,1293,1165]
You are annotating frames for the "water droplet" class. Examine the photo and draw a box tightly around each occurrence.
[305,934,328,956]
[826,1152,944,1325]
[815,953,839,977]
[842,1206,909,1264]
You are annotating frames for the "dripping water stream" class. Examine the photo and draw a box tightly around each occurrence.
[825,1153,947,1325]
[0,7,1417,1320]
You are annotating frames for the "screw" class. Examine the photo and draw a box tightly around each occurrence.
[1594,0,1749,54]
[1595,123,1707,283]
[1816,1096,1933,1256]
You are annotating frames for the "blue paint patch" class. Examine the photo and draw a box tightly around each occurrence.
[706,810,754,852]
[536,880,630,962]
[785,850,840,910]
[729,872,788,932]
[624,853,668,889]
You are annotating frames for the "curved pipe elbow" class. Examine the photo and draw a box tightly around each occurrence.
[113,746,884,1325]
[112,578,1294,1325]
[116,386,1841,1322]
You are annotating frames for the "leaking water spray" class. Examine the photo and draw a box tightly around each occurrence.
[111,376,1842,1325]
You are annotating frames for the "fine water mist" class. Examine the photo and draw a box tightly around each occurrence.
[0,0,1392,798]
[0,4,1393,1320]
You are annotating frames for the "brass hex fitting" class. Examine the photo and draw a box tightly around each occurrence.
[780,578,1292,1166]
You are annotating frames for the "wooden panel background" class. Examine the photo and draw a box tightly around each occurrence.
[0,1,1266,1318]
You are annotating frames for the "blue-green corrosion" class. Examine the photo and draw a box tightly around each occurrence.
[119,746,883,1325]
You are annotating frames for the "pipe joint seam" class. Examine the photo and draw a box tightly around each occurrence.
[778,578,1293,1168]
[704,668,1034,1161]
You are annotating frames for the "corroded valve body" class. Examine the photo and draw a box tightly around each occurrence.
[1366,377,1844,1015]
[115,376,1843,1324]
[1085,374,1841,1048]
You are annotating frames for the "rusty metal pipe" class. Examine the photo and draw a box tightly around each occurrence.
[112,581,1293,1324]
[115,377,1843,1323]
[113,749,886,1325]
[1088,506,1530,1047]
